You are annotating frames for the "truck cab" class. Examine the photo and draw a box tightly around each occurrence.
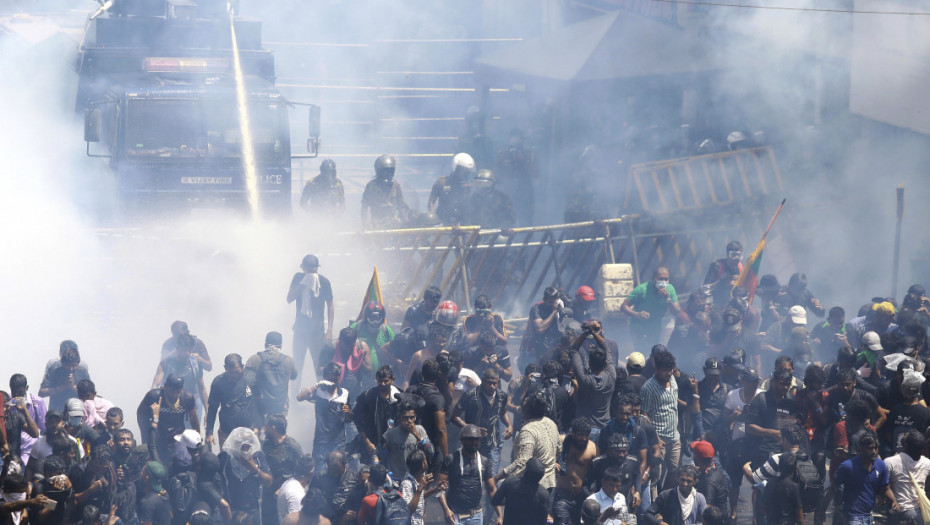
[77,0,318,213]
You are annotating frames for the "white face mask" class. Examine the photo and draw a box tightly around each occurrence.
[655,281,668,290]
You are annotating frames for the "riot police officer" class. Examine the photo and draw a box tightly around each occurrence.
[300,159,345,217]
[361,154,410,230]
[469,169,515,229]
[428,153,475,226]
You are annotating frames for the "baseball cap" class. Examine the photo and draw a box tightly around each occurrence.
[144,461,167,492]
[873,301,896,316]
[265,331,283,347]
[740,367,761,383]
[901,336,919,356]
[575,286,595,302]
[626,352,646,369]
[164,374,184,390]
[862,331,882,351]
[704,357,722,376]
[174,429,203,449]
[723,353,744,367]
[45,409,64,425]
[908,284,926,296]
[690,440,715,460]
[788,305,807,325]
[461,424,484,439]
[301,254,320,269]
[65,398,84,426]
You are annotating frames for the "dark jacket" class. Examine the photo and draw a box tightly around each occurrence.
[644,488,708,525]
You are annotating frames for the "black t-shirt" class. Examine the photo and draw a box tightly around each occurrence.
[441,450,491,513]
[409,383,446,446]
[312,387,349,448]
[68,462,112,514]
[4,404,27,459]
[261,436,304,490]
[826,388,878,423]
[291,272,333,327]
[491,474,550,525]
[528,303,561,355]
[403,302,433,332]
[138,491,172,525]
[140,389,196,448]
[763,477,803,525]
[877,379,915,412]
[746,390,800,458]
[884,402,930,452]
[206,370,259,435]
[698,380,730,430]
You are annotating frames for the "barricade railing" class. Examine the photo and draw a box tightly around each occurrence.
[345,202,773,316]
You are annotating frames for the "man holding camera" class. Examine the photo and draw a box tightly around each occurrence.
[570,320,616,444]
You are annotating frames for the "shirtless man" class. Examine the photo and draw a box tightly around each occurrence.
[403,321,451,390]
[553,418,599,525]
[281,488,332,525]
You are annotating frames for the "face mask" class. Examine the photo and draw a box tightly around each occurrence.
[656,281,668,289]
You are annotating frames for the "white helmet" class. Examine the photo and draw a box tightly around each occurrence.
[451,152,476,176]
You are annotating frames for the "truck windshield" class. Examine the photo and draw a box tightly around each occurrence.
[125,98,287,160]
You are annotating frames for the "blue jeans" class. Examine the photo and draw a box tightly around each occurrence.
[846,515,874,525]
[888,510,919,525]
[454,511,483,525]
[551,488,585,525]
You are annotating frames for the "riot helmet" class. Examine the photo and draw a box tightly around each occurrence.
[727,131,748,150]
[433,300,460,328]
[320,159,336,177]
[374,155,396,181]
[451,152,476,181]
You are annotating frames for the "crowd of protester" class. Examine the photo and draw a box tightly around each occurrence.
[1,245,930,525]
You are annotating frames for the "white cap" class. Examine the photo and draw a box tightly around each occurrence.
[788,305,807,325]
[861,331,882,351]
[174,429,203,449]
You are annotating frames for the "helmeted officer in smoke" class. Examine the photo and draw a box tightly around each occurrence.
[454,106,495,171]
[469,169,514,229]
[429,152,475,226]
[300,158,345,218]
[361,154,410,230]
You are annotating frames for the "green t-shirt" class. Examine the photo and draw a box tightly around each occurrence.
[627,281,677,339]
[350,321,395,371]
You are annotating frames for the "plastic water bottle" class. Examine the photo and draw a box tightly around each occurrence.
[838,402,845,420]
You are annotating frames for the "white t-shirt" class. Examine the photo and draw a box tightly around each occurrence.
[585,489,634,525]
[29,434,83,460]
[724,388,759,441]
[277,478,306,521]
[885,453,930,511]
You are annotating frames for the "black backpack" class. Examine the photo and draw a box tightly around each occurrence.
[374,490,411,525]
[794,452,823,513]
[167,471,198,518]
[258,351,290,402]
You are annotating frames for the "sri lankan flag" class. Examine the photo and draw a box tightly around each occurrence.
[356,267,383,321]
[735,237,765,303]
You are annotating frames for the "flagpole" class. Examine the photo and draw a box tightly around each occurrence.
[761,198,787,240]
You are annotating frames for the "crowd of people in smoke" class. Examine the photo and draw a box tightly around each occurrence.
[3,244,930,525]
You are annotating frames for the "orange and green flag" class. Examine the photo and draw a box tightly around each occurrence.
[735,237,765,302]
[736,198,786,304]
[356,266,383,322]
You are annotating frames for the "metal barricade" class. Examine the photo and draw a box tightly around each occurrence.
[624,147,783,212]
[347,202,772,316]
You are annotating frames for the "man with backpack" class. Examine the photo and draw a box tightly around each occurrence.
[246,332,298,419]
[357,464,411,525]
[438,424,501,525]
[744,424,822,522]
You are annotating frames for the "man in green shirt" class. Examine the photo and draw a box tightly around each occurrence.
[350,302,395,371]
[621,266,682,351]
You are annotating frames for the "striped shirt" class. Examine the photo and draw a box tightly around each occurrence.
[641,376,679,442]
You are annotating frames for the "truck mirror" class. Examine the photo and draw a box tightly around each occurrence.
[85,108,102,143]
[307,104,321,156]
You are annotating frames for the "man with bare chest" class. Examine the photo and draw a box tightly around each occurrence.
[553,418,599,525]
